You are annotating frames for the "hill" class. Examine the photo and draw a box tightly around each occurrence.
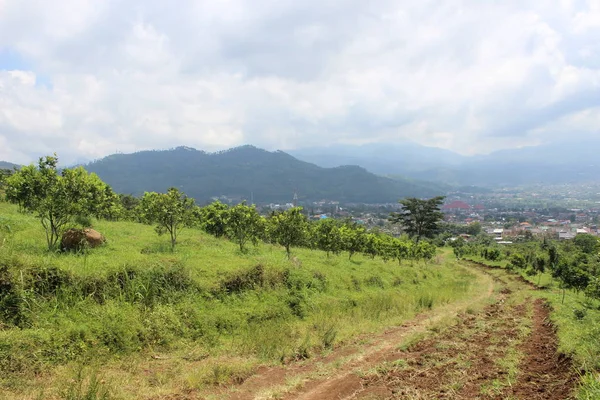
[288,142,464,178]
[289,140,600,187]
[84,145,445,203]
[0,161,19,170]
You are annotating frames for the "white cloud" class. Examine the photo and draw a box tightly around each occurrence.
[0,0,599,164]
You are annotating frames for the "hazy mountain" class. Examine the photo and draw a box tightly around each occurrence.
[289,140,600,187]
[0,161,20,170]
[85,145,446,204]
[289,142,465,176]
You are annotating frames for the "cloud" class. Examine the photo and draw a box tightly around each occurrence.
[0,0,599,164]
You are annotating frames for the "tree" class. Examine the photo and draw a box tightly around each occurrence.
[0,169,13,199]
[226,202,264,252]
[389,196,446,242]
[585,277,600,301]
[119,194,140,220]
[466,221,482,236]
[137,188,197,251]
[363,233,380,259]
[314,218,343,257]
[393,238,412,264]
[267,207,308,258]
[573,234,600,255]
[200,201,230,238]
[339,223,367,260]
[4,155,114,250]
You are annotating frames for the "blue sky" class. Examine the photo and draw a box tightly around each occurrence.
[0,0,599,164]
[0,47,52,88]
[0,47,28,70]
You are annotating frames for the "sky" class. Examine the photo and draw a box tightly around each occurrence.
[0,0,599,165]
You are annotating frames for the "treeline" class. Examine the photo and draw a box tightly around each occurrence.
[120,190,437,263]
[452,234,600,303]
[2,155,437,263]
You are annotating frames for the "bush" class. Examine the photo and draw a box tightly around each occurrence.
[220,265,265,294]
[0,266,25,326]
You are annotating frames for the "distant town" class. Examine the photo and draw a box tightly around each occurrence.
[232,182,600,243]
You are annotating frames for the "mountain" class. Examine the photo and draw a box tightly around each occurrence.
[84,146,446,204]
[0,161,20,170]
[289,142,464,176]
[289,140,600,187]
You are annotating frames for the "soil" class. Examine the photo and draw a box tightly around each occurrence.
[162,263,578,400]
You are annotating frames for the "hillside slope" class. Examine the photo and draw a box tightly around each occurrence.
[85,145,445,203]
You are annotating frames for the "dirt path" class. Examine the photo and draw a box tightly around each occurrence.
[209,262,577,400]
[209,263,494,399]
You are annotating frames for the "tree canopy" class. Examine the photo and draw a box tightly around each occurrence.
[267,207,308,258]
[137,188,197,250]
[4,155,117,250]
[389,196,446,242]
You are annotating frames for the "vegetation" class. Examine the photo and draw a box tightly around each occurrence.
[456,234,600,396]
[84,146,444,204]
[2,156,596,398]
[266,207,308,258]
[389,196,445,242]
[225,202,264,252]
[137,188,197,250]
[0,200,476,399]
[3,155,118,250]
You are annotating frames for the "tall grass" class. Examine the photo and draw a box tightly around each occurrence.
[0,202,479,398]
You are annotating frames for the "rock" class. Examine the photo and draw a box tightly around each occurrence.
[61,228,106,251]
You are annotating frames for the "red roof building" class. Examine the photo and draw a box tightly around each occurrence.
[442,201,471,211]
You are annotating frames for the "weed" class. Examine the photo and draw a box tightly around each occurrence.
[416,293,434,311]
[365,276,385,288]
[61,368,111,400]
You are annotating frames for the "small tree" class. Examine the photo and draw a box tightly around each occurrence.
[573,234,600,254]
[585,277,600,302]
[363,233,380,259]
[314,218,343,257]
[5,155,114,250]
[339,223,367,260]
[393,238,412,264]
[268,207,308,258]
[200,201,230,238]
[226,202,264,252]
[389,196,445,242]
[137,188,197,251]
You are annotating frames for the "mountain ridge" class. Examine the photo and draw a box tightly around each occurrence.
[84,145,445,204]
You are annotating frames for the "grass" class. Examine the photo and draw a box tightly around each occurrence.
[0,203,480,399]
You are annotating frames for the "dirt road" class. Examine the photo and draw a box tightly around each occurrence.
[208,262,577,400]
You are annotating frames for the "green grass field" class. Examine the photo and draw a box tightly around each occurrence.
[0,203,480,399]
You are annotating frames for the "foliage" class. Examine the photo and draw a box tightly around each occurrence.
[313,218,343,257]
[267,207,308,258]
[389,196,446,242]
[84,146,444,204]
[226,202,264,252]
[0,201,477,399]
[199,201,230,238]
[339,222,367,260]
[4,155,116,250]
[137,188,197,250]
[573,234,600,255]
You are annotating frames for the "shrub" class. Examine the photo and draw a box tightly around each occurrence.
[220,265,265,294]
